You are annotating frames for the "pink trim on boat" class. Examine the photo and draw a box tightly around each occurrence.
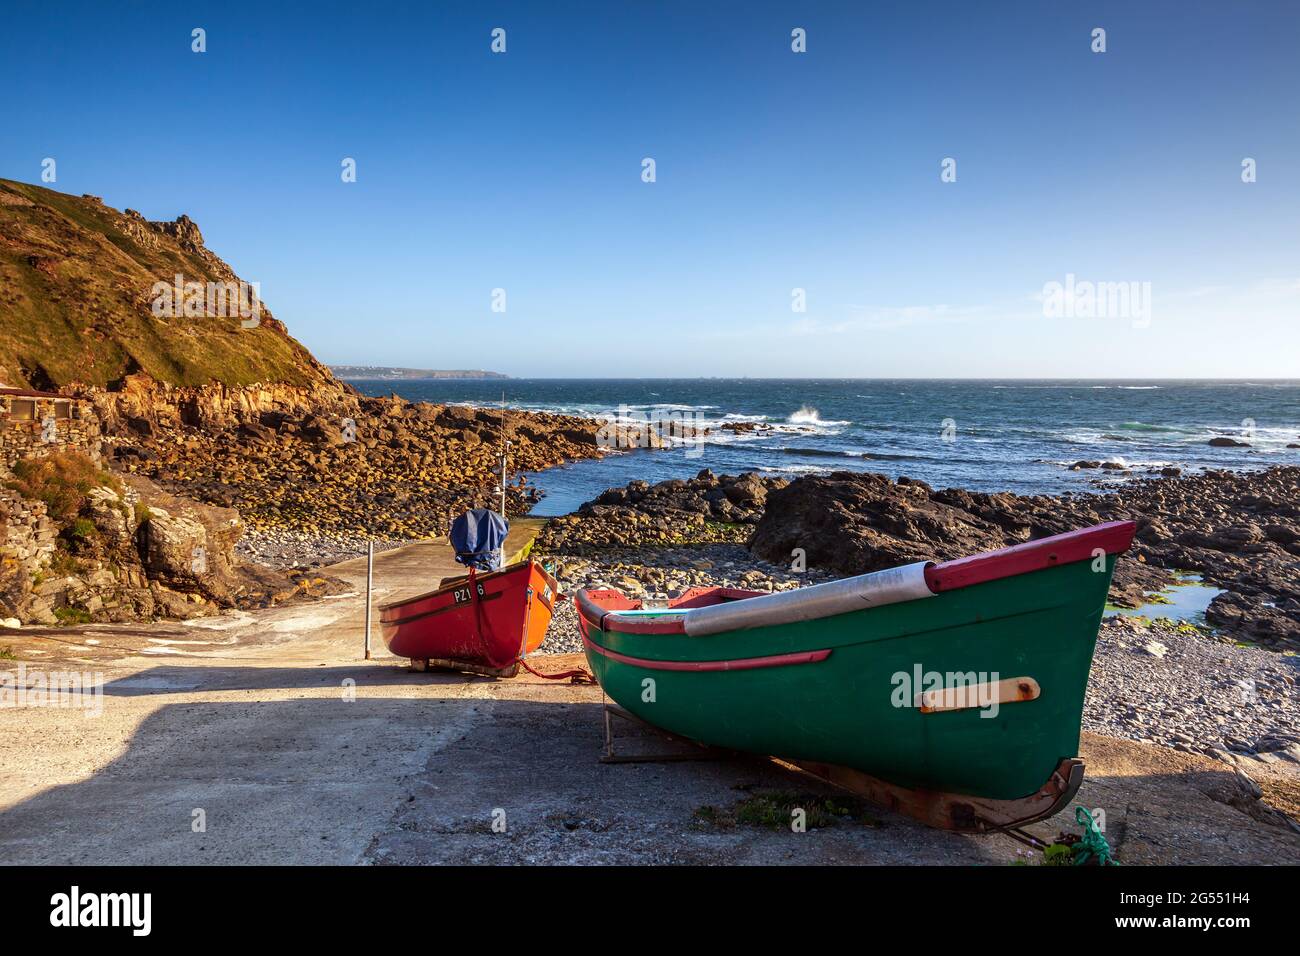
[582,633,832,672]
[670,586,769,608]
[575,586,773,635]
[924,520,1136,593]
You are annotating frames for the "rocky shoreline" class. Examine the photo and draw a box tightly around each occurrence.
[93,375,620,543]
[748,466,1300,649]
[536,465,1299,650]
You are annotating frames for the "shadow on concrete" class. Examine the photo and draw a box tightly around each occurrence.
[7,675,1296,865]
[98,663,493,696]
[0,687,1004,866]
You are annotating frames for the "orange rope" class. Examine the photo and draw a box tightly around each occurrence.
[515,655,596,684]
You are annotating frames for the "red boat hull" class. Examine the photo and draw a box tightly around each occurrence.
[379,560,559,676]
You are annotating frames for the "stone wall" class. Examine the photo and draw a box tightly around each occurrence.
[0,489,57,566]
[0,395,102,475]
[0,487,58,622]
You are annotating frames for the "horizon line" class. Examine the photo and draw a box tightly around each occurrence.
[337,375,1300,382]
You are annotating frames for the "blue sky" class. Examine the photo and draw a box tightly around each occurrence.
[2,1,1297,377]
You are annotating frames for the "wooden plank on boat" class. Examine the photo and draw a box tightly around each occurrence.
[414,657,520,678]
[775,756,1084,832]
[915,676,1040,713]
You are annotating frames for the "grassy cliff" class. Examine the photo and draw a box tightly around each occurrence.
[0,179,336,391]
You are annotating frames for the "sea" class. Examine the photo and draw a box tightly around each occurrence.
[349,379,1300,517]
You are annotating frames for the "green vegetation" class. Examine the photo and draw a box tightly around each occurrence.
[0,178,332,389]
[53,606,92,625]
[63,516,101,555]
[46,550,83,577]
[69,517,96,540]
[5,451,120,524]
[0,646,16,660]
[1012,842,1077,866]
[133,502,152,525]
[1153,617,1213,638]
[694,790,881,830]
[1041,843,1075,866]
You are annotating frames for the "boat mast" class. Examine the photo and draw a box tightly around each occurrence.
[499,392,510,567]
[499,391,508,518]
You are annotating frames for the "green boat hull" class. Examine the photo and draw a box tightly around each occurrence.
[581,556,1117,802]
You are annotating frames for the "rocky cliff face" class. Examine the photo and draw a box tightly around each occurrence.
[80,372,352,437]
[0,179,340,393]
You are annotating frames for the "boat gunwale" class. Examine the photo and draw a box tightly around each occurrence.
[577,520,1136,637]
[378,559,557,616]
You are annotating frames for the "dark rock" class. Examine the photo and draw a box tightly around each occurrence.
[749,466,1300,651]
[541,472,788,553]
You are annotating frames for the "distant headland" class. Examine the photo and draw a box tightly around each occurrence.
[329,366,510,381]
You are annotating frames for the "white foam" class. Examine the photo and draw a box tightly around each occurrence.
[787,405,848,427]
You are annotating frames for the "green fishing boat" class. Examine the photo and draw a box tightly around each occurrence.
[576,520,1136,832]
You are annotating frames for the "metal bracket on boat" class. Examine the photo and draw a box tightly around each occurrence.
[776,757,1086,835]
[600,703,724,764]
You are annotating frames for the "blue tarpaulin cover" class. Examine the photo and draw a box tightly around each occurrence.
[450,509,508,571]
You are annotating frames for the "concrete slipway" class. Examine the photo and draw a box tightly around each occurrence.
[1,525,1297,866]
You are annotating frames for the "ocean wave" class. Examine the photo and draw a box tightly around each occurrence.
[1047,456,1177,470]
[775,446,856,459]
[756,464,834,475]
[1114,421,1180,432]
[628,403,719,411]
[787,405,849,427]
[772,447,945,464]
[861,451,940,462]
[701,429,773,446]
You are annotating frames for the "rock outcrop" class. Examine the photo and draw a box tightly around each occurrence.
[750,467,1300,651]
[538,470,788,553]
[0,452,341,625]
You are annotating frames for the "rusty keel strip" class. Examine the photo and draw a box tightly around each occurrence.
[777,757,1085,833]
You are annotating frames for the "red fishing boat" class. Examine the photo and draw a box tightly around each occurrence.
[380,558,560,677]
[379,508,570,678]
